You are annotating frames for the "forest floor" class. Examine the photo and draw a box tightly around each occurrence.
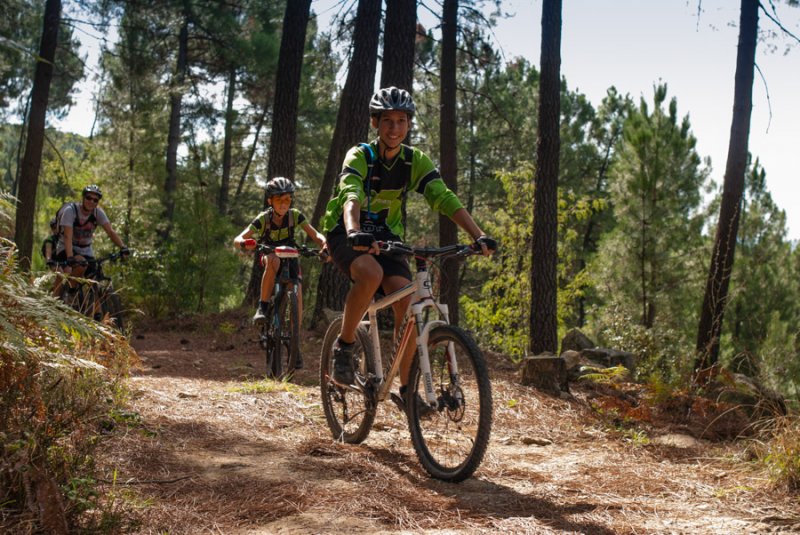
[96,309,799,534]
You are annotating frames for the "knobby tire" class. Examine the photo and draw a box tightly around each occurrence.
[285,290,300,374]
[407,324,492,482]
[319,316,376,444]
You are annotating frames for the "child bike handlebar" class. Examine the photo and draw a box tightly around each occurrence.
[256,243,328,260]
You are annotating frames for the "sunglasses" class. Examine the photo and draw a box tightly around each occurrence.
[84,196,100,203]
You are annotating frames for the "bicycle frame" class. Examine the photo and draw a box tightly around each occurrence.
[360,257,457,408]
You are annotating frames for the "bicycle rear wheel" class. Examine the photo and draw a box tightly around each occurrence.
[319,316,376,444]
[407,324,492,482]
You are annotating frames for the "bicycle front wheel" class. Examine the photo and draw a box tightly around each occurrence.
[275,290,300,378]
[319,316,376,444]
[407,325,492,482]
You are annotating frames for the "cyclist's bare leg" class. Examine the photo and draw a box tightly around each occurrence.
[340,254,383,344]
[260,253,280,301]
[53,254,87,297]
[383,275,415,386]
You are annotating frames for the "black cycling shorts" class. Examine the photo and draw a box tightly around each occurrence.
[327,226,411,282]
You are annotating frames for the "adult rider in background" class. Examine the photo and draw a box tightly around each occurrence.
[53,184,129,295]
[319,86,496,411]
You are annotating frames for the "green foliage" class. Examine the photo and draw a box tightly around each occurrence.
[591,303,694,383]
[719,160,800,395]
[462,165,598,359]
[126,191,241,318]
[579,365,630,385]
[0,0,85,115]
[592,83,707,341]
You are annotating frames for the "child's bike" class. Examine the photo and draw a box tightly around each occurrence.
[257,244,322,379]
[319,241,493,482]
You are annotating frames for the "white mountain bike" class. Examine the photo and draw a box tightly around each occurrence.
[320,241,492,482]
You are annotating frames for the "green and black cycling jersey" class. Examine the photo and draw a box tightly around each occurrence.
[320,141,463,237]
[248,207,305,245]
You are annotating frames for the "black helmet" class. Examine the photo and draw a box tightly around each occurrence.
[265,177,295,197]
[82,184,103,199]
[369,86,415,117]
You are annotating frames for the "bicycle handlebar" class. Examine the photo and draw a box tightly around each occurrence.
[378,241,487,259]
[256,243,327,259]
[52,249,132,268]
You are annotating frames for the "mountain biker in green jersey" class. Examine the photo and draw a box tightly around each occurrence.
[320,86,496,408]
[234,177,327,368]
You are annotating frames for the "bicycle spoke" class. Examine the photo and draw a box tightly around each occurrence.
[408,325,492,482]
[319,317,376,444]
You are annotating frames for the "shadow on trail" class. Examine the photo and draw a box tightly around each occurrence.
[358,444,617,534]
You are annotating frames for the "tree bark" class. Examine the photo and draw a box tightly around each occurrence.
[380,0,416,90]
[266,0,311,186]
[244,0,311,306]
[160,11,189,245]
[218,66,236,215]
[439,0,460,324]
[14,0,60,272]
[695,0,758,376]
[311,0,381,324]
[529,0,562,355]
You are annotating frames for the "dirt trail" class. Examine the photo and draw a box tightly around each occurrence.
[99,312,798,534]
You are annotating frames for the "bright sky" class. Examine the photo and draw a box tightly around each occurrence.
[56,0,800,240]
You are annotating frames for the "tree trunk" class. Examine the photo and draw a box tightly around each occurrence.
[695,0,758,376]
[244,0,311,306]
[235,93,270,203]
[14,0,60,272]
[161,12,189,245]
[529,0,562,355]
[218,66,236,215]
[439,0,460,324]
[265,0,311,186]
[310,0,381,229]
[311,0,381,324]
[380,0,416,90]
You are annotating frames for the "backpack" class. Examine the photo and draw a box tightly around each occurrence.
[53,202,98,240]
[258,207,295,244]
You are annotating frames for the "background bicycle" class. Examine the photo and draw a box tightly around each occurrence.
[55,250,129,331]
[256,243,323,379]
[319,241,493,482]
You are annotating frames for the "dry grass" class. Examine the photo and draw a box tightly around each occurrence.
[91,312,799,534]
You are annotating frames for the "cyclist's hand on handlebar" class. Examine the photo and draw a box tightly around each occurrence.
[240,238,257,251]
[473,235,498,256]
[319,243,331,263]
[119,247,131,259]
[347,230,379,254]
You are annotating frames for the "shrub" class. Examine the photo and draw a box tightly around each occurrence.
[0,235,136,532]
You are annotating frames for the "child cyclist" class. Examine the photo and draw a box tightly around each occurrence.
[234,177,326,366]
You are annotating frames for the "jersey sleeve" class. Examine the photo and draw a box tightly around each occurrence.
[293,208,307,226]
[412,149,463,217]
[247,211,268,235]
[95,207,110,226]
[59,205,77,227]
[336,145,370,206]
